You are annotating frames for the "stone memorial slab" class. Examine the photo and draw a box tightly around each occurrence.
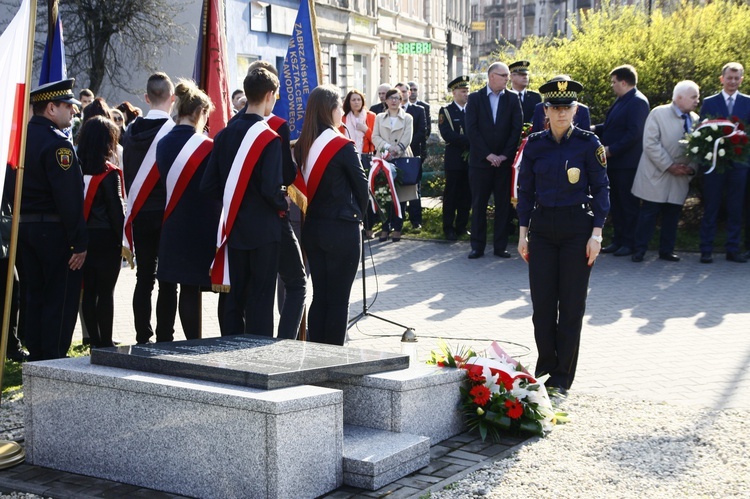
[90,335,409,390]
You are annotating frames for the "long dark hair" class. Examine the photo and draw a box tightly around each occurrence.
[294,85,343,171]
[82,97,112,123]
[77,116,120,175]
[117,101,140,125]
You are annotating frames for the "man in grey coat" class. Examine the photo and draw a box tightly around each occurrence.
[630,81,700,262]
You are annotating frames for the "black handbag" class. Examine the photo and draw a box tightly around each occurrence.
[392,157,422,185]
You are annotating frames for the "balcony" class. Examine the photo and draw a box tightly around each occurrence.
[524,3,535,16]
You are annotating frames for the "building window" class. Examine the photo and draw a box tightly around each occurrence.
[249,2,269,32]
[237,54,260,89]
[353,54,366,96]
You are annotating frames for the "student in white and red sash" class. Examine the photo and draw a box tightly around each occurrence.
[154,80,220,340]
[229,60,307,340]
[294,85,369,346]
[122,72,176,343]
[201,68,288,336]
[78,116,126,348]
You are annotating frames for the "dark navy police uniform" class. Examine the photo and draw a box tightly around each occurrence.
[438,92,471,239]
[17,79,87,361]
[518,121,609,391]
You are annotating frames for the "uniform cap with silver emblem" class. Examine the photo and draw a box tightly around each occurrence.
[29,78,81,106]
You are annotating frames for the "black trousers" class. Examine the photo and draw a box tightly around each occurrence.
[468,166,511,252]
[276,217,306,339]
[302,219,360,346]
[132,211,177,343]
[222,242,279,336]
[607,169,639,248]
[633,200,682,255]
[528,205,594,390]
[18,222,82,360]
[442,169,471,233]
[81,229,121,348]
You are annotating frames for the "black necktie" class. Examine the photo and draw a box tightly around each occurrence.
[681,113,690,133]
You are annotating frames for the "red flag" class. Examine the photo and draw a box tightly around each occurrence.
[193,0,232,138]
[0,0,32,179]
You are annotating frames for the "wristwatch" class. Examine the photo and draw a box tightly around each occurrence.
[590,235,603,243]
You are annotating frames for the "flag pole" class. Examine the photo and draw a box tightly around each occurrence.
[0,0,38,405]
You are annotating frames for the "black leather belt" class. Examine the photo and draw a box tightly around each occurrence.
[19,213,61,223]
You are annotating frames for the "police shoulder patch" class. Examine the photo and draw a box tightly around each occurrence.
[56,148,73,170]
[596,145,607,167]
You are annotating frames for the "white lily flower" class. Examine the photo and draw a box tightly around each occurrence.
[692,130,701,137]
[705,152,713,160]
[719,148,726,157]
[711,124,718,131]
[691,146,699,153]
[705,135,713,142]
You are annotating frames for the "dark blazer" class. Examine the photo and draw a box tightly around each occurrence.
[438,102,469,171]
[700,91,750,168]
[305,140,369,222]
[405,103,427,158]
[413,99,431,138]
[85,169,125,241]
[465,86,523,168]
[200,113,287,251]
[369,102,386,114]
[593,87,650,170]
[531,102,591,133]
[518,90,542,123]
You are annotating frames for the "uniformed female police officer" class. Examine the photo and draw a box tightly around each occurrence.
[516,77,610,394]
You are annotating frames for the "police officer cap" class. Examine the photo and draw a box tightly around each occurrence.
[30,78,81,106]
[448,75,470,90]
[509,61,531,74]
[540,77,583,106]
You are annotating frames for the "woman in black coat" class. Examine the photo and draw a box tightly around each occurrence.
[78,116,126,348]
[294,85,369,345]
[155,79,220,340]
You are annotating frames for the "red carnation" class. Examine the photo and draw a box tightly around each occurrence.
[724,126,734,135]
[735,147,743,155]
[464,364,486,382]
[730,134,741,144]
[505,398,524,419]
[470,385,491,406]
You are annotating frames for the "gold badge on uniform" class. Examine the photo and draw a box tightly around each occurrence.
[56,148,73,170]
[596,145,607,167]
[567,167,581,184]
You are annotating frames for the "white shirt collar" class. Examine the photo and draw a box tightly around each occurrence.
[486,86,504,97]
[722,90,738,101]
[145,109,172,120]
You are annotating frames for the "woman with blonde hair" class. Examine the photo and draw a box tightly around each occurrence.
[294,84,368,345]
[371,88,413,241]
[155,79,221,340]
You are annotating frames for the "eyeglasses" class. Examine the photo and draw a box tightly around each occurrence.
[491,72,509,78]
[388,96,401,101]
[113,116,124,123]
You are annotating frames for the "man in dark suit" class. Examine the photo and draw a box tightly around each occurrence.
[408,81,431,138]
[509,61,542,124]
[698,62,750,263]
[593,64,650,257]
[396,82,426,228]
[465,62,523,259]
[439,76,471,241]
[369,83,391,115]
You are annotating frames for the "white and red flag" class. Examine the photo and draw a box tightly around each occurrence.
[0,0,33,201]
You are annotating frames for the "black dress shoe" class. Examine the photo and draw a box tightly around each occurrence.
[631,252,645,262]
[700,252,713,264]
[659,252,680,262]
[726,251,748,263]
[445,229,458,241]
[468,249,484,259]
[493,249,511,258]
[601,243,620,254]
[613,246,634,257]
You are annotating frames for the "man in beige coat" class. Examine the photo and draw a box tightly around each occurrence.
[631,81,700,262]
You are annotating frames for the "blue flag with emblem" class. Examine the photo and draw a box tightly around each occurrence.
[39,0,67,85]
[272,0,322,141]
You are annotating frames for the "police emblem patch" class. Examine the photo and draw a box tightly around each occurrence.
[56,148,73,170]
[596,145,607,167]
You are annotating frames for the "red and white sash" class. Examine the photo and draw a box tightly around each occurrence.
[83,162,124,221]
[510,137,528,207]
[122,119,175,255]
[210,121,279,292]
[163,133,213,222]
[302,127,351,203]
[266,114,285,133]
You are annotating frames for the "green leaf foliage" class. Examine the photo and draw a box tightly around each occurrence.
[493,0,750,123]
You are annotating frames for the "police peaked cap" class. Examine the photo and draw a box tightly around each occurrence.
[30,78,81,106]
[448,75,470,90]
[509,61,531,74]
[540,78,583,106]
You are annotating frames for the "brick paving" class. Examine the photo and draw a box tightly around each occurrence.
[1,234,749,497]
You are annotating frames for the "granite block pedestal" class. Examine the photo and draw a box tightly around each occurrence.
[23,358,343,499]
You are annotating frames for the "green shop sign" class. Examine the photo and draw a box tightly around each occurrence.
[397,42,432,55]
